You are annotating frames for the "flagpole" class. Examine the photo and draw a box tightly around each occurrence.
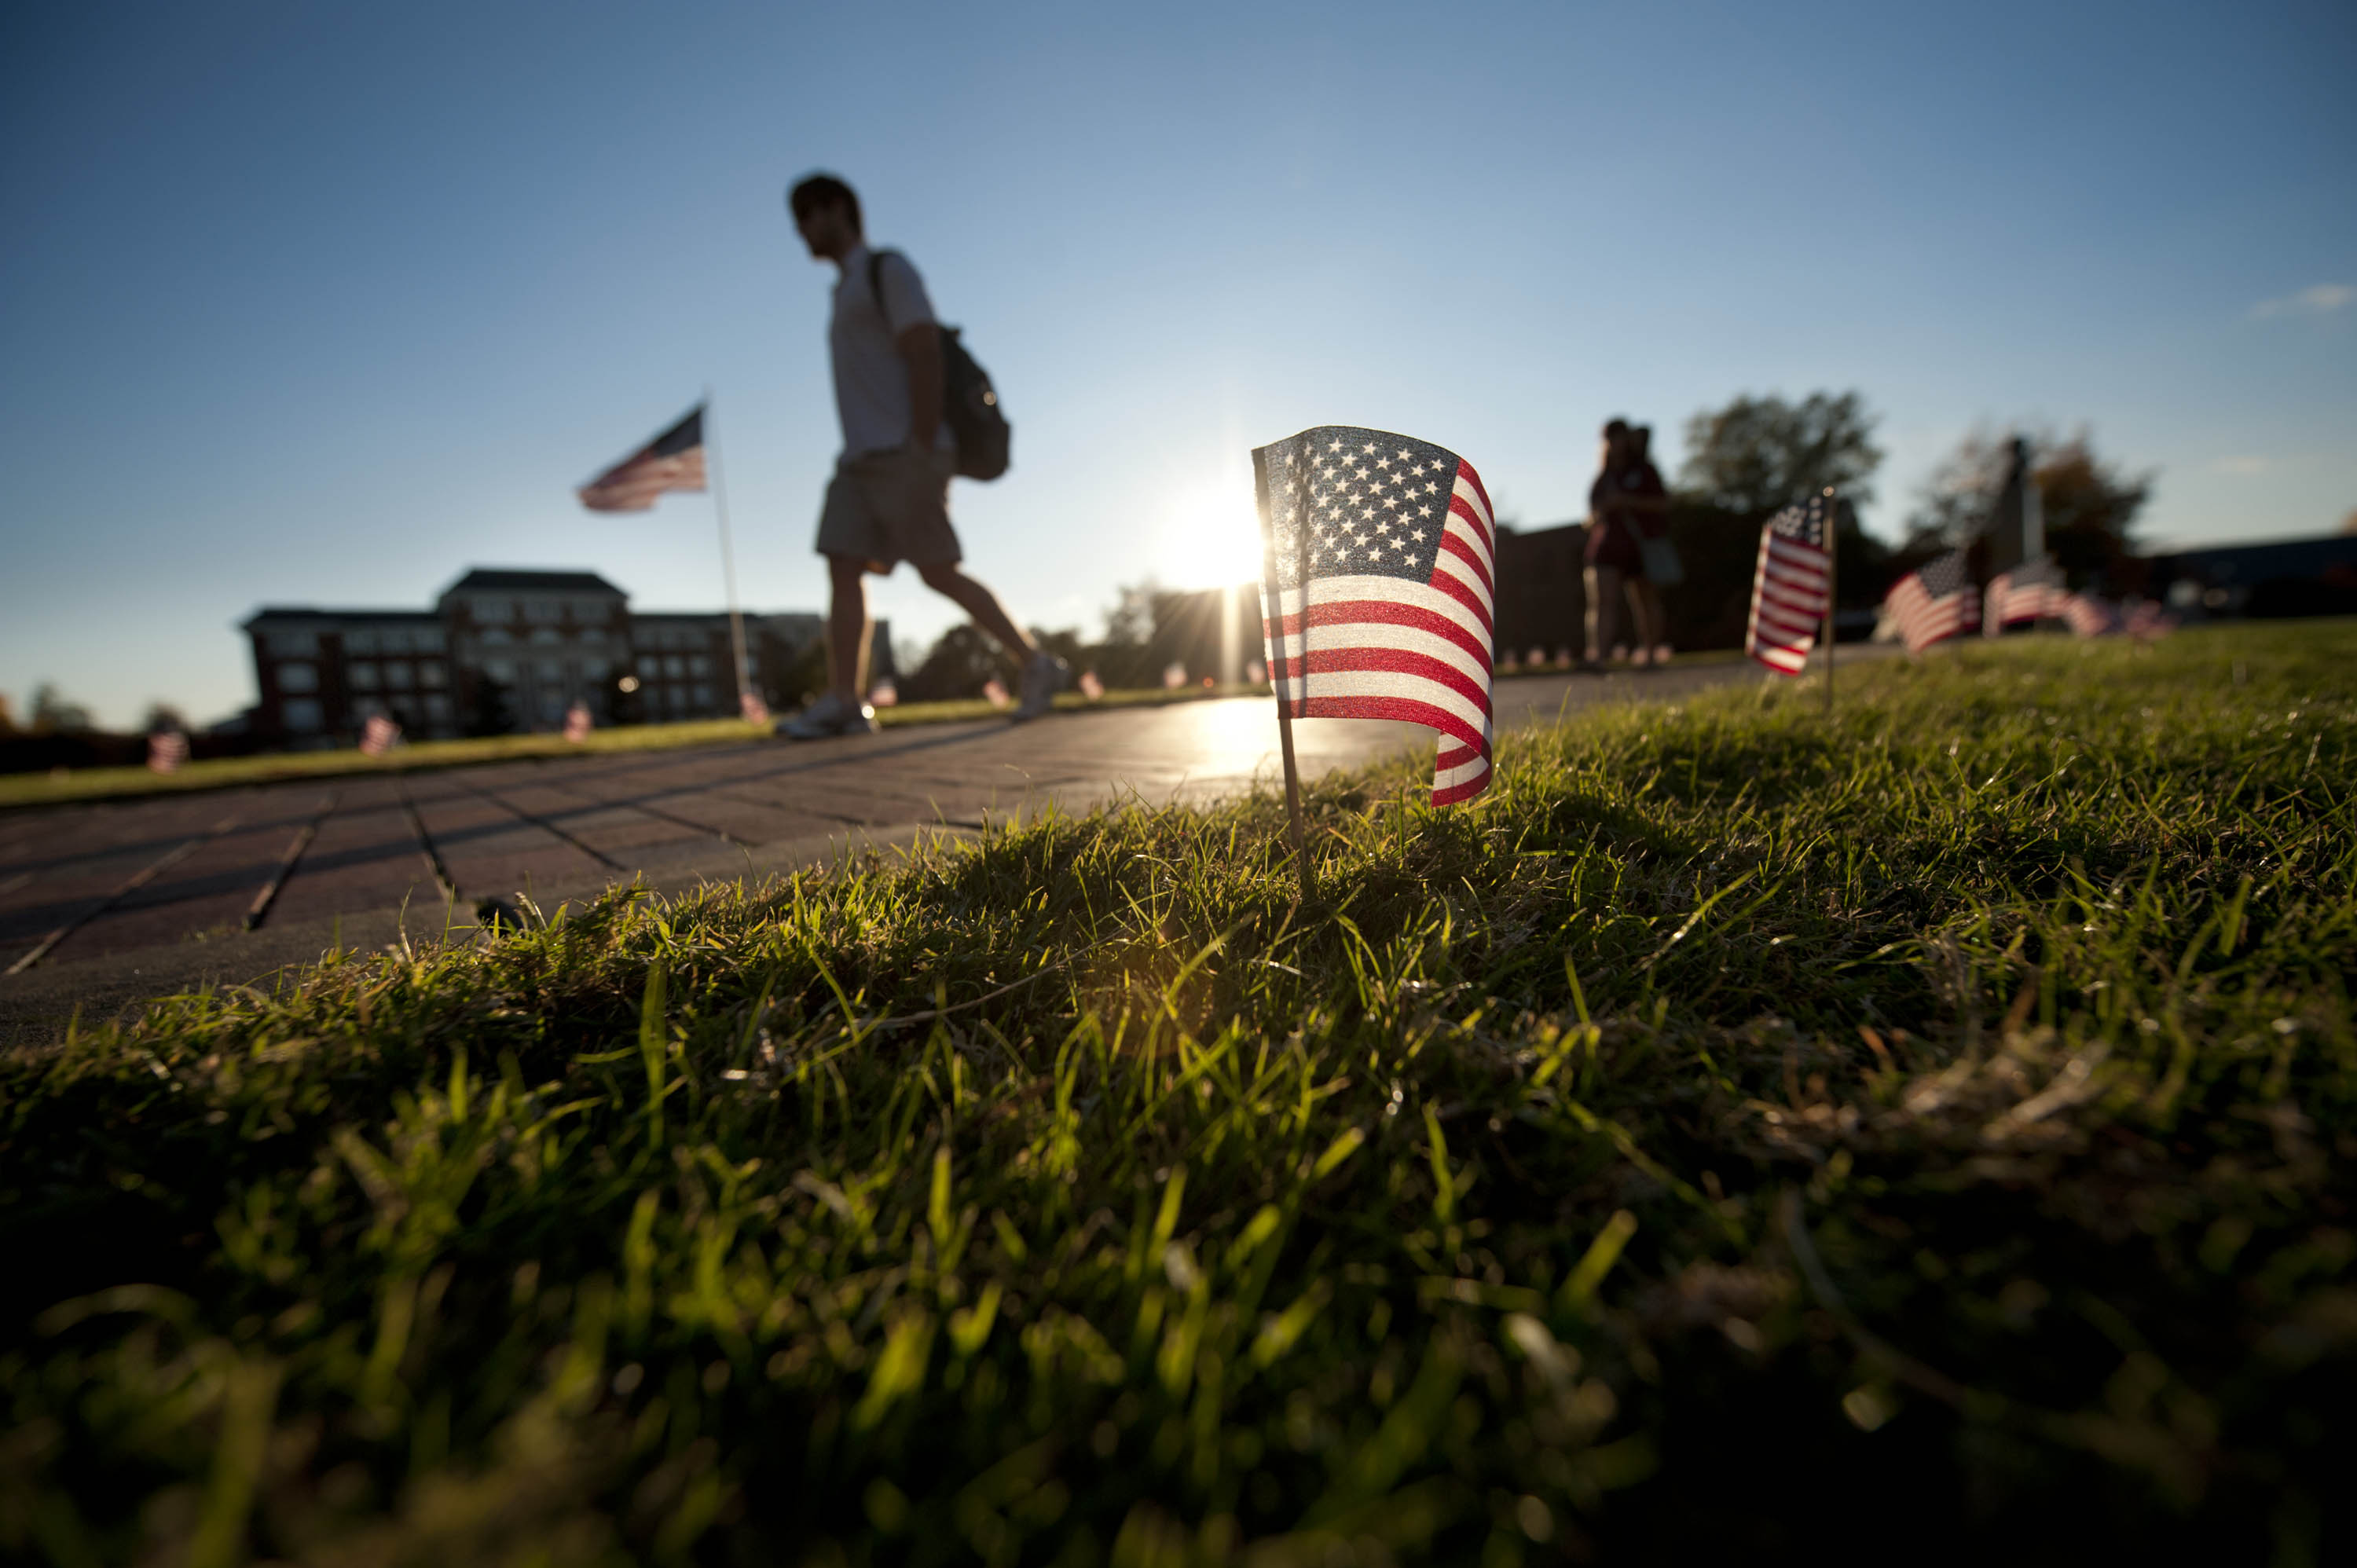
[1253,447,1313,903]
[704,390,751,716]
[1822,487,1838,716]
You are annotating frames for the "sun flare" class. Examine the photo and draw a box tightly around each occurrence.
[1154,474,1265,591]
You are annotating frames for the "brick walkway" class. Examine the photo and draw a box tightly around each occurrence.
[0,660,1805,1036]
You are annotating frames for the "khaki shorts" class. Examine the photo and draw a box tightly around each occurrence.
[815,446,962,570]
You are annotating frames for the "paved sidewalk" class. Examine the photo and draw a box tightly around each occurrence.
[0,659,1814,1037]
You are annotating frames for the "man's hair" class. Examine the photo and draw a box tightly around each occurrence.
[788,173,862,232]
[1603,418,1631,440]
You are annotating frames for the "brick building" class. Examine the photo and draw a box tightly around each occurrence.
[240,568,830,748]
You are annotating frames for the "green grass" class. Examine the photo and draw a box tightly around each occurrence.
[3,623,2352,1564]
[0,683,1274,811]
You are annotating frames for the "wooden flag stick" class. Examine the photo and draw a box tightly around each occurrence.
[1822,487,1838,716]
[1252,446,1314,903]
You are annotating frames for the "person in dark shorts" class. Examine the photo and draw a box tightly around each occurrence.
[776,174,1067,738]
[1583,419,1666,667]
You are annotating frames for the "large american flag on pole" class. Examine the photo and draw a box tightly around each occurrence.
[1254,426,1496,804]
[1884,547,1981,654]
[1745,495,1831,676]
[577,405,708,512]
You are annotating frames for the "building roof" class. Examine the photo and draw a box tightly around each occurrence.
[439,568,628,597]
[240,606,442,628]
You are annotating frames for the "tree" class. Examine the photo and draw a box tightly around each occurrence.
[2036,437,2152,588]
[1677,391,1883,516]
[30,683,94,734]
[1906,428,2151,587]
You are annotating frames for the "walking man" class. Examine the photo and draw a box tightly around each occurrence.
[776,173,1066,738]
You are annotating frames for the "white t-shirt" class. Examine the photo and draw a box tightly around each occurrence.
[829,243,953,460]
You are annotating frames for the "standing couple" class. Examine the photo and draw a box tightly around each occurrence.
[1583,418,1677,669]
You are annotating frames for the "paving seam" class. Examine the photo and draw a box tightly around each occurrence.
[5,814,242,974]
[244,791,339,932]
[445,776,625,872]
[397,782,462,902]
[533,777,745,847]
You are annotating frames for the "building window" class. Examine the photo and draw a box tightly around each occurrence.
[379,628,410,654]
[482,626,513,645]
[423,693,453,723]
[691,683,713,709]
[284,698,324,733]
[530,626,563,646]
[526,599,561,624]
[350,661,380,690]
[346,630,379,655]
[664,654,686,678]
[487,659,517,683]
[638,655,660,678]
[418,661,446,688]
[278,661,319,693]
[537,659,563,683]
[384,661,413,687]
[267,630,319,658]
[690,654,713,678]
[415,628,446,652]
[582,656,608,680]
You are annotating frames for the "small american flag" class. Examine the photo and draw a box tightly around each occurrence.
[2127,601,2178,640]
[1745,495,1831,677]
[2061,592,2117,638]
[981,678,1011,709]
[360,713,403,756]
[577,405,707,512]
[564,702,594,742]
[1885,547,1980,654]
[1255,425,1494,804]
[146,730,188,774]
[740,691,773,724]
[866,681,897,709]
[1985,558,2062,633]
[1077,670,1105,701]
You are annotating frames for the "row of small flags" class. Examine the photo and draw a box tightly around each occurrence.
[1743,496,2178,673]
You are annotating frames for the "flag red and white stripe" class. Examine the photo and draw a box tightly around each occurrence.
[146,731,189,774]
[1745,496,1831,676]
[1257,427,1495,805]
[1884,548,1980,654]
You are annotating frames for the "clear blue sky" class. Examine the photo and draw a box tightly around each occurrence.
[3,0,2349,728]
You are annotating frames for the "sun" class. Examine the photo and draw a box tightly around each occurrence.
[1155,474,1266,590]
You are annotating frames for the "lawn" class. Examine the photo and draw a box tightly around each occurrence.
[2,624,2350,1564]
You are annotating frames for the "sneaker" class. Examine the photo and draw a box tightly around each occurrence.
[1012,650,1071,722]
[775,691,878,740]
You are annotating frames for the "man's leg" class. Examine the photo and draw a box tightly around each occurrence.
[1626,577,1659,663]
[915,562,1036,659]
[826,553,871,701]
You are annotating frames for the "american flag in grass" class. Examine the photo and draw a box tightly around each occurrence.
[1885,547,1981,654]
[1745,495,1831,676]
[1985,558,2062,634]
[2061,592,2118,638]
[1254,425,1496,804]
[578,405,707,512]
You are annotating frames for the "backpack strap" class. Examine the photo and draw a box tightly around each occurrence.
[867,248,897,335]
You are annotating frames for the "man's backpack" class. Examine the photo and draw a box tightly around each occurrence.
[870,250,1011,481]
